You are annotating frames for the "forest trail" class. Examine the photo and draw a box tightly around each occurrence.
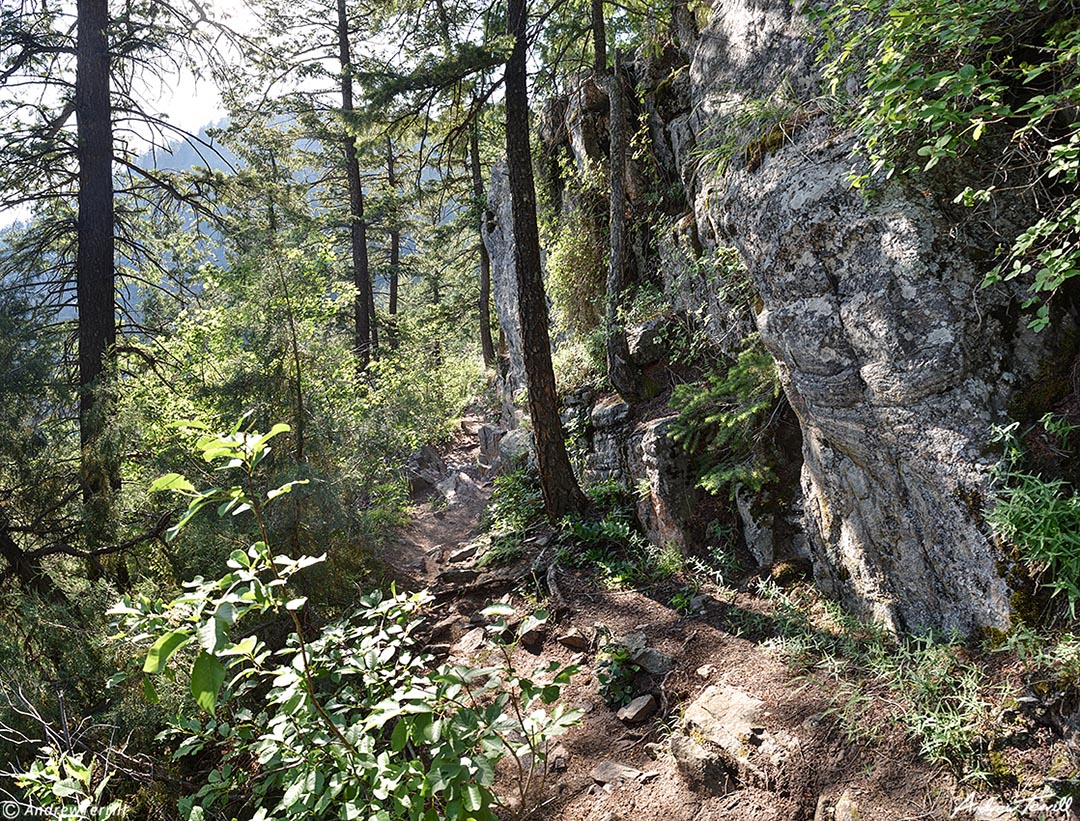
[383,414,494,588]
[375,418,981,821]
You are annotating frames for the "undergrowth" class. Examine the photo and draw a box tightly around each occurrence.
[989,417,1080,617]
[480,469,545,567]
[670,334,781,498]
[813,0,1080,329]
[758,580,1002,778]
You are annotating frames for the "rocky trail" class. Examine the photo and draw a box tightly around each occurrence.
[375,418,1050,821]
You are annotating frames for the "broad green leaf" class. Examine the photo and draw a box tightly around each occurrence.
[144,630,191,674]
[267,479,310,500]
[148,473,195,494]
[390,718,408,752]
[463,782,485,813]
[168,420,211,431]
[197,617,227,653]
[191,651,226,713]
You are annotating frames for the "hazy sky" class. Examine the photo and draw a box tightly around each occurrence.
[0,1,247,229]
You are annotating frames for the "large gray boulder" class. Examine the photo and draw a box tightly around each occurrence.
[678,0,1070,632]
[627,416,695,551]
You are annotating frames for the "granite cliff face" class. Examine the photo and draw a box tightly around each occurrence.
[484,0,1078,633]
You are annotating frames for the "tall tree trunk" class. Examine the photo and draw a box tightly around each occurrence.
[387,138,400,315]
[76,0,117,556]
[591,0,606,73]
[505,0,587,520]
[336,0,371,372]
[470,116,496,368]
[605,52,639,400]
[386,137,400,349]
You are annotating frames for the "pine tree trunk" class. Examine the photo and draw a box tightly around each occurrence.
[337,0,371,371]
[76,0,117,555]
[505,0,587,520]
[387,137,400,349]
[470,118,496,368]
[591,0,606,73]
[605,53,640,400]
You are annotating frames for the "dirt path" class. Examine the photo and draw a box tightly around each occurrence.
[378,418,1047,821]
[383,415,493,587]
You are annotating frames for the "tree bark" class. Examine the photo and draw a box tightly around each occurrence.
[591,0,606,73]
[470,117,496,367]
[76,0,117,554]
[505,0,587,520]
[605,52,640,400]
[386,136,400,349]
[387,137,400,317]
[336,0,371,372]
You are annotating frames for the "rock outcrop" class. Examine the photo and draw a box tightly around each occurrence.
[483,161,527,426]
[669,0,1080,633]
[484,0,1079,632]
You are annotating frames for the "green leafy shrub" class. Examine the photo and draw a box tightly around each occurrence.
[82,422,581,821]
[596,643,641,708]
[669,586,697,615]
[487,470,544,535]
[989,420,1080,616]
[813,0,1080,329]
[557,482,693,589]
[545,209,607,339]
[480,469,544,567]
[12,753,125,821]
[551,329,607,393]
[670,335,780,497]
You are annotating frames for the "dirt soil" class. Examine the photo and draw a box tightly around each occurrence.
[384,415,494,586]
[381,419,1071,821]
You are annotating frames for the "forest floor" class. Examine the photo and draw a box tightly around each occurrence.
[381,419,1071,821]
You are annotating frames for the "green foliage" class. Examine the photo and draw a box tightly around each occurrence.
[682,544,743,591]
[759,582,998,775]
[558,498,651,590]
[12,751,125,821]
[651,542,686,580]
[988,419,1080,617]
[595,642,641,708]
[813,0,1080,329]
[670,335,780,497]
[92,423,581,821]
[118,244,483,593]
[487,470,545,534]
[669,586,696,615]
[551,329,607,394]
[691,86,805,175]
[545,207,608,339]
[685,533,744,591]
[619,282,670,326]
[557,482,694,590]
[481,470,544,567]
